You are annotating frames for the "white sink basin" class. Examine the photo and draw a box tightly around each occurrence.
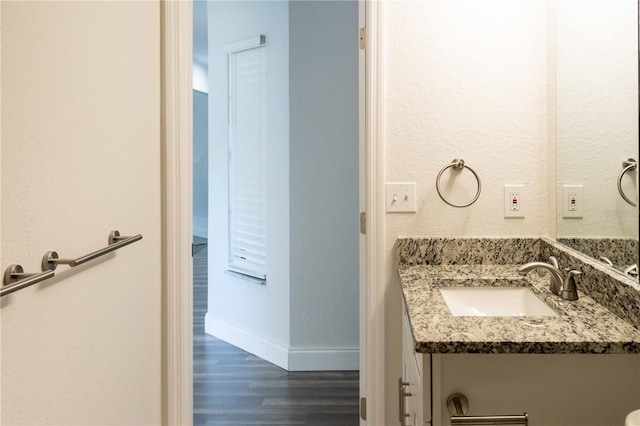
[440,287,557,317]
[626,409,640,426]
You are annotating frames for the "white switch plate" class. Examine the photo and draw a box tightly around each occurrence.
[504,185,524,218]
[562,185,583,218]
[386,182,416,213]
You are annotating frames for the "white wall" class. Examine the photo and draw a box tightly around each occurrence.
[193,59,209,94]
[383,1,549,421]
[555,0,638,238]
[1,2,162,424]
[206,1,359,371]
[193,89,208,238]
[207,1,291,368]
[289,0,359,369]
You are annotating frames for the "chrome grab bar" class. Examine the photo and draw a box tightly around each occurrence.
[436,158,482,208]
[617,158,637,207]
[447,393,528,426]
[1,230,142,298]
[1,266,55,297]
[42,231,142,270]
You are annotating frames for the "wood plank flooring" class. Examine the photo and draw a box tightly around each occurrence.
[193,242,360,425]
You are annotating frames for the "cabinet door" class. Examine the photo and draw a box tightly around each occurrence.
[402,304,427,425]
[433,354,640,426]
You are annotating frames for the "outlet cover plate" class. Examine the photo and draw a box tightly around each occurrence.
[504,185,524,218]
[562,185,583,218]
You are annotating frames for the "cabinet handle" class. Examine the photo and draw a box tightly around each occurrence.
[398,378,411,424]
[447,393,528,425]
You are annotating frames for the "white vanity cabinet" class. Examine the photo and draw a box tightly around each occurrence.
[401,303,640,426]
[401,304,430,426]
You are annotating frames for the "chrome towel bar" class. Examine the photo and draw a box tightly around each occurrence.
[1,230,142,298]
[1,267,55,297]
[451,415,529,425]
[42,231,142,270]
[447,393,528,426]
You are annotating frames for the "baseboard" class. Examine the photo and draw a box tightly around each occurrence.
[205,314,359,371]
[205,314,290,370]
[288,347,359,371]
[193,217,207,238]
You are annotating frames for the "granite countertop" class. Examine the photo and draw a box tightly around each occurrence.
[399,264,640,354]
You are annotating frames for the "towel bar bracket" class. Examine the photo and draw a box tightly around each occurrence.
[42,231,142,271]
[4,264,27,285]
[1,265,56,297]
[42,251,66,271]
[109,230,123,245]
[447,393,470,416]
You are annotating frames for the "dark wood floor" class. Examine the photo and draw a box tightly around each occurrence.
[193,241,360,425]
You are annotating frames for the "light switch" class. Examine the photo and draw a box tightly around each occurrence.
[386,182,416,213]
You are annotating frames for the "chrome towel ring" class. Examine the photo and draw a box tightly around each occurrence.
[617,158,637,207]
[436,158,482,208]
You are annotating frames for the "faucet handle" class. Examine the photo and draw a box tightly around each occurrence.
[624,264,638,277]
[549,256,560,269]
[564,268,582,277]
[599,256,614,267]
[560,269,581,301]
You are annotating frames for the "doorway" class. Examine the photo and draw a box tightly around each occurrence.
[192,1,362,423]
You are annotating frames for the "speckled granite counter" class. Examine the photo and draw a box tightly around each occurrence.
[398,238,640,354]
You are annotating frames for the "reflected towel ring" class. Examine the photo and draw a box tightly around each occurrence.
[436,158,482,208]
[617,158,637,207]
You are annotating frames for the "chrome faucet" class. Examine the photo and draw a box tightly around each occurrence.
[518,256,582,301]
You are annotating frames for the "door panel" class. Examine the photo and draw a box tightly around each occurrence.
[1,2,162,424]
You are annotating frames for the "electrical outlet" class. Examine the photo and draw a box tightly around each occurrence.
[386,182,416,213]
[562,185,583,218]
[504,185,524,218]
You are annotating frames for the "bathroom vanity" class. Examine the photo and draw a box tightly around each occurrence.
[398,238,640,426]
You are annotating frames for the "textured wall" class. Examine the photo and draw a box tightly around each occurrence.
[555,0,638,239]
[1,2,162,423]
[383,1,549,421]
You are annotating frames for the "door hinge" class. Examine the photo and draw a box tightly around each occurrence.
[359,27,367,50]
[360,212,366,234]
[360,396,367,421]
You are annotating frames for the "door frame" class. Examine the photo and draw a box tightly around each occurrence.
[160,2,194,424]
[160,1,386,424]
[362,1,386,423]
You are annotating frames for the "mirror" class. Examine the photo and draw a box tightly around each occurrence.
[555,0,639,279]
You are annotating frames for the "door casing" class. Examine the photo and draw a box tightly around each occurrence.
[160,1,386,424]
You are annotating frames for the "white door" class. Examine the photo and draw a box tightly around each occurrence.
[1,2,163,424]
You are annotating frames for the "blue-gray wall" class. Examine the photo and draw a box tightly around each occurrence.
[193,89,208,238]
[289,1,359,354]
